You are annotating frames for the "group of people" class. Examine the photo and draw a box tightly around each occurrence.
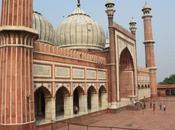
[149,102,167,112]
[139,101,167,113]
[134,99,167,113]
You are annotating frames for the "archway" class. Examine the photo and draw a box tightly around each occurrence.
[138,85,141,89]
[55,87,69,117]
[98,86,107,108]
[166,89,171,96]
[119,48,134,98]
[87,86,97,111]
[34,87,51,121]
[73,86,84,114]
[171,89,175,96]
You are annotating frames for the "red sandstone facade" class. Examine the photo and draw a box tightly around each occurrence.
[0,0,157,130]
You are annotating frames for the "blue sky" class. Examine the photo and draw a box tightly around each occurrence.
[1,0,175,82]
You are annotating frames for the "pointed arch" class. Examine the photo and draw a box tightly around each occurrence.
[119,47,134,70]
[119,47,135,98]
[55,86,70,117]
[138,85,141,89]
[98,86,107,108]
[34,85,51,95]
[73,86,85,114]
[34,86,51,121]
[87,86,97,110]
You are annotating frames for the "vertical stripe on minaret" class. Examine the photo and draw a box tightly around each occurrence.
[0,0,38,127]
[1,0,33,27]
[142,3,157,97]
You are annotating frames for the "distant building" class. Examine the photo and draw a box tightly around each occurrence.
[158,84,175,96]
[0,0,157,130]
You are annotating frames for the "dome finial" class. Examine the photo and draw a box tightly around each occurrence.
[145,1,147,6]
[77,0,80,7]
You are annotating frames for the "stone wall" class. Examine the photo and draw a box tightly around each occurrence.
[137,67,151,99]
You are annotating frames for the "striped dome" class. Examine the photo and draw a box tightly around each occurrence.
[55,7,105,51]
[33,12,55,44]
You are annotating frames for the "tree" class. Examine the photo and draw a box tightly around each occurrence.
[160,74,175,84]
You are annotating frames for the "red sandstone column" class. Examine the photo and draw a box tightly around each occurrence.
[142,3,157,97]
[0,0,38,130]
[105,0,118,106]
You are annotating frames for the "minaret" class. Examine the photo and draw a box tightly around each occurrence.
[129,17,137,97]
[129,17,137,35]
[105,0,118,107]
[142,2,157,97]
[0,0,38,130]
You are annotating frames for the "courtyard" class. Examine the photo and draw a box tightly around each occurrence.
[57,97,175,130]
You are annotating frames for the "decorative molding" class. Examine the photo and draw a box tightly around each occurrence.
[86,83,97,92]
[33,64,52,77]
[34,83,52,94]
[87,69,96,80]
[97,71,106,80]
[72,68,85,79]
[55,66,70,78]
[72,83,85,92]
[55,83,71,95]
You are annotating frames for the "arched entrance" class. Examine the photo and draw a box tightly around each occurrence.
[166,89,171,96]
[34,87,51,121]
[119,48,134,98]
[87,86,97,111]
[166,89,175,96]
[98,86,107,108]
[55,87,69,117]
[73,86,84,114]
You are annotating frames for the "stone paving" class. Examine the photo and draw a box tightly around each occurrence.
[59,97,175,130]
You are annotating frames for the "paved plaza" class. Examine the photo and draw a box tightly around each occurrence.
[59,97,175,130]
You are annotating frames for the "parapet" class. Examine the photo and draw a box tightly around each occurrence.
[34,41,107,65]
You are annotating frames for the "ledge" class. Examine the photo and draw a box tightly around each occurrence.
[0,26,38,35]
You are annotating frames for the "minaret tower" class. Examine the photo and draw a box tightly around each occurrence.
[105,0,118,107]
[142,2,157,97]
[0,0,38,130]
[129,17,137,35]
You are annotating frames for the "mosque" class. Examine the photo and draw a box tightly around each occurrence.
[0,0,157,130]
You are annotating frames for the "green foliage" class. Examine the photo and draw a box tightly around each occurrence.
[160,74,175,84]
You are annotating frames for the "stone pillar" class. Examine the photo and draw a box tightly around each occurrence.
[79,94,88,114]
[0,0,38,130]
[142,3,157,97]
[45,97,55,121]
[101,93,108,109]
[105,0,118,106]
[91,93,99,112]
[64,96,73,118]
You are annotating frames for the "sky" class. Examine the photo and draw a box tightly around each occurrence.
[0,0,175,82]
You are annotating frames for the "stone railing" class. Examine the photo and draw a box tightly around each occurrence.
[34,42,107,64]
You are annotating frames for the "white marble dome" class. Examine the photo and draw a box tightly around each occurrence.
[33,12,55,44]
[55,7,105,51]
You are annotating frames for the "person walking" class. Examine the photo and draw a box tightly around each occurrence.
[153,103,156,112]
[163,104,166,112]
[159,104,162,110]
[150,101,152,108]
[144,102,146,109]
